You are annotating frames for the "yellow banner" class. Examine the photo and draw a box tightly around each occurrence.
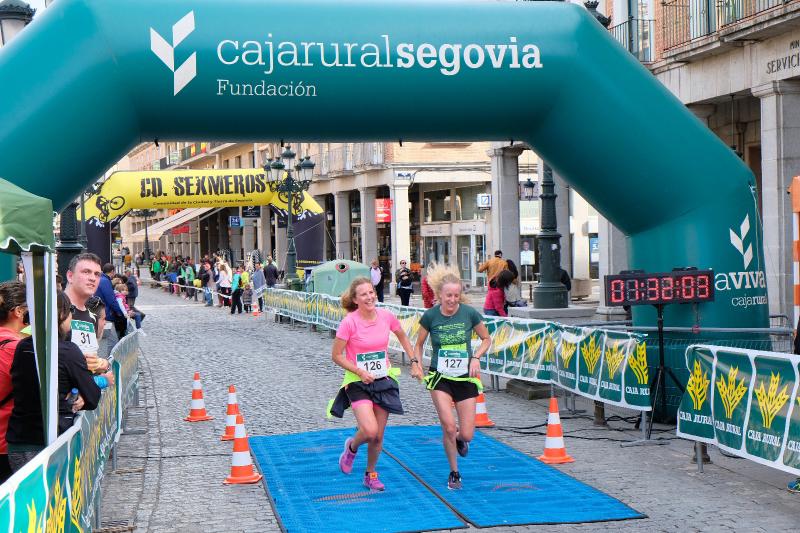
[82,169,322,222]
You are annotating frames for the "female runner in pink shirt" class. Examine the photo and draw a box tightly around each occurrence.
[331,277,420,491]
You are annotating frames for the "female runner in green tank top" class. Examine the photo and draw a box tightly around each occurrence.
[411,264,491,490]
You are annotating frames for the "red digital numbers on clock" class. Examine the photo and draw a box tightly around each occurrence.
[604,269,715,306]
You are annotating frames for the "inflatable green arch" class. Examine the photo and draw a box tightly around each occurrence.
[0,0,767,329]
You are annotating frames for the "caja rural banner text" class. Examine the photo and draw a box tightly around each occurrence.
[81,169,323,223]
[677,344,800,475]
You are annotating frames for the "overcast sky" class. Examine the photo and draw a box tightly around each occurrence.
[28,0,46,17]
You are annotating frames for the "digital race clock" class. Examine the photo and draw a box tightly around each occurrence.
[604,269,715,306]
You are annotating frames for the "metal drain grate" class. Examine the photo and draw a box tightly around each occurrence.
[94,518,135,533]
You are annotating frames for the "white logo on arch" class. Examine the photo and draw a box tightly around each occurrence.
[150,12,196,95]
[729,215,753,270]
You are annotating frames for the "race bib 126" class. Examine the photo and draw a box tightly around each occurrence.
[356,351,388,379]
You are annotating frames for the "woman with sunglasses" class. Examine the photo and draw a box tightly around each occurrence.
[0,281,28,482]
[395,260,414,306]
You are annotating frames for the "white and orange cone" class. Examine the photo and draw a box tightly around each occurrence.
[474,392,495,428]
[538,396,574,464]
[184,372,213,422]
[252,308,261,317]
[223,414,262,485]
[221,385,240,441]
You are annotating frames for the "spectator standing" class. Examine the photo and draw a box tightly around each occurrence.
[0,281,28,483]
[231,269,244,315]
[217,262,232,307]
[242,283,254,314]
[477,250,508,284]
[95,263,128,341]
[200,262,213,307]
[124,268,139,308]
[7,292,101,472]
[498,269,526,309]
[115,283,143,329]
[252,264,266,312]
[483,278,507,317]
[370,259,384,303]
[65,254,114,385]
[182,260,196,300]
[264,257,279,288]
[395,260,414,306]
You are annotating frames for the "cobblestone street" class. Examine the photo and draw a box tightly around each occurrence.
[100,285,800,532]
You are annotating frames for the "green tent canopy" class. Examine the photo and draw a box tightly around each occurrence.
[0,176,57,444]
[0,176,55,253]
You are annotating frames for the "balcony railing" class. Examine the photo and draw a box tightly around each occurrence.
[663,0,787,51]
[609,17,654,62]
[327,145,353,174]
[353,143,384,167]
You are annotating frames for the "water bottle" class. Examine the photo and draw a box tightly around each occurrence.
[65,388,79,409]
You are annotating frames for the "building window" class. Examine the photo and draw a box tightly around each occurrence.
[235,155,242,168]
[423,189,451,223]
[454,185,487,221]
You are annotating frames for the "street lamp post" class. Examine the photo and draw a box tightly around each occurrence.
[532,162,569,309]
[131,209,157,265]
[264,145,315,290]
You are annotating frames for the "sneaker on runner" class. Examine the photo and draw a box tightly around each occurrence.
[788,478,800,493]
[339,437,357,474]
[448,471,462,490]
[364,471,385,491]
[455,437,469,457]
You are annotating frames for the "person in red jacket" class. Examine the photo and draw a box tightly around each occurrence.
[0,281,28,483]
[421,276,435,309]
[483,279,507,317]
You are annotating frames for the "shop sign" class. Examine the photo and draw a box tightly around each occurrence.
[242,205,261,218]
[452,220,485,235]
[421,223,451,237]
[375,198,392,223]
[229,215,243,227]
[477,193,492,209]
[171,224,190,235]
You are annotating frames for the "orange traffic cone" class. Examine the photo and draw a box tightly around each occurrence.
[252,308,261,317]
[223,414,262,485]
[184,372,213,422]
[221,385,240,441]
[538,396,574,464]
[474,392,495,428]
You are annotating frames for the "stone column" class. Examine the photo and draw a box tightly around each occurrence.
[753,81,800,317]
[390,180,411,287]
[275,223,287,271]
[488,143,525,263]
[242,207,256,257]
[360,187,378,265]
[258,206,272,259]
[315,195,330,262]
[217,210,229,253]
[334,191,351,260]
[596,215,629,316]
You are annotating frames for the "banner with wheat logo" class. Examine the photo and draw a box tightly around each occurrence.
[677,345,800,476]
[263,289,649,411]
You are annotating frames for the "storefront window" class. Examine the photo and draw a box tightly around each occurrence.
[423,189,451,222]
[454,185,487,221]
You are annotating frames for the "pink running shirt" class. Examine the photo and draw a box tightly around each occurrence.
[335,308,401,363]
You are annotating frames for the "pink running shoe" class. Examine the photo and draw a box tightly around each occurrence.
[339,437,357,474]
[363,471,385,491]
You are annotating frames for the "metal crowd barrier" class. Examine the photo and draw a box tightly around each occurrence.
[0,329,143,531]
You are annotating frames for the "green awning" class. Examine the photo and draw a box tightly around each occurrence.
[0,176,55,253]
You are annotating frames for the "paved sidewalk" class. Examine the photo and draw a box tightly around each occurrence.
[99,285,800,532]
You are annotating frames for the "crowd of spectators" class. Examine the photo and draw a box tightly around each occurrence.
[0,252,142,483]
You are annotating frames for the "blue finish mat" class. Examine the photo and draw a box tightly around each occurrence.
[249,429,467,533]
[381,425,645,527]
